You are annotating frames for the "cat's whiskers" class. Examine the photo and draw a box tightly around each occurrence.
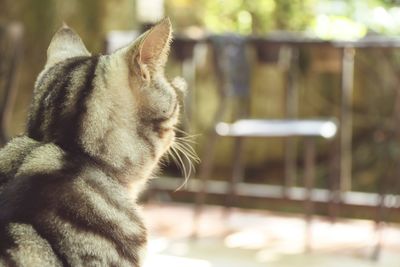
[166,129,200,191]
[158,155,169,167]
[176,135,198,144]
[169,145,188,178]
[173,127,201,139]
[175,140,199,163]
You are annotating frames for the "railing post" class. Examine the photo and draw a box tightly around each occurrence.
[304,137,316,252]
[283,45,299,197]
[340,46,355,192]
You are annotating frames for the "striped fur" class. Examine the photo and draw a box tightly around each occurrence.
[0,18,186,266]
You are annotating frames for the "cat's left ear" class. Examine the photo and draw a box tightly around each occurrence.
[46,24,91,68]
[127,18,172,82]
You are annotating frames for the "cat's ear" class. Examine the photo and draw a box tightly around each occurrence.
[125,18,172,82]
[46,24,91,68]
[137,18,172,67]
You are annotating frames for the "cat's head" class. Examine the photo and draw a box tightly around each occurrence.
[28,18,186,180]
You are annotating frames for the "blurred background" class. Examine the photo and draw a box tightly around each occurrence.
[1,0,400,266]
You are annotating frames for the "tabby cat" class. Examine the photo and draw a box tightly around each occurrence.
[0,18,186,266]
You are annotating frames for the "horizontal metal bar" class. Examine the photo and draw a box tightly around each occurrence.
[150,177,400,209]
[215,119,338,138]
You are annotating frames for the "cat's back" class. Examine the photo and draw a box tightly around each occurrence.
[0,137,66,266]
[0,136,41,191]
[0,139,146,267]
[0,137,71,221]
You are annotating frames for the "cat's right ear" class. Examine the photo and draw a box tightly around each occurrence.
[46,24,91,68]
[123,18,172,83]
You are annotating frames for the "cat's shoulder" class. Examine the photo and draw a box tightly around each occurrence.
[0,136,40,172]
[0,137,82,224]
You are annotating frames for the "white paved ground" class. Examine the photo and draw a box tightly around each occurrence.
[143,203,400,267]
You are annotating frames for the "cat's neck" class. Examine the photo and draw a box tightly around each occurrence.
[76,57,161,187]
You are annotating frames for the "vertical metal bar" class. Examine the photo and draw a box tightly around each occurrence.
[192,98,228,238]
[304,138,315,252]
[181,45,197,132]
[340,46,355,192]
[328,140,340,223]
[179,44,197,190]
[283,45,299,197]
[226,137,245,212]
[371,193,385,261]
[0,23,23,145]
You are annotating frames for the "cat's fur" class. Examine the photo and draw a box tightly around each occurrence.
[0,18,185,267]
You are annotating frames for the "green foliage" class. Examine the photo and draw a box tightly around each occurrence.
[201,0,315,34]
[272,0,315,31]
[168,0,400,37]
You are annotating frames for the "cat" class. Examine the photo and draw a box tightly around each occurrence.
[0,18,187,267]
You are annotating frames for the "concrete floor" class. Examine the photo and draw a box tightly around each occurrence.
[142,203,400,267]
